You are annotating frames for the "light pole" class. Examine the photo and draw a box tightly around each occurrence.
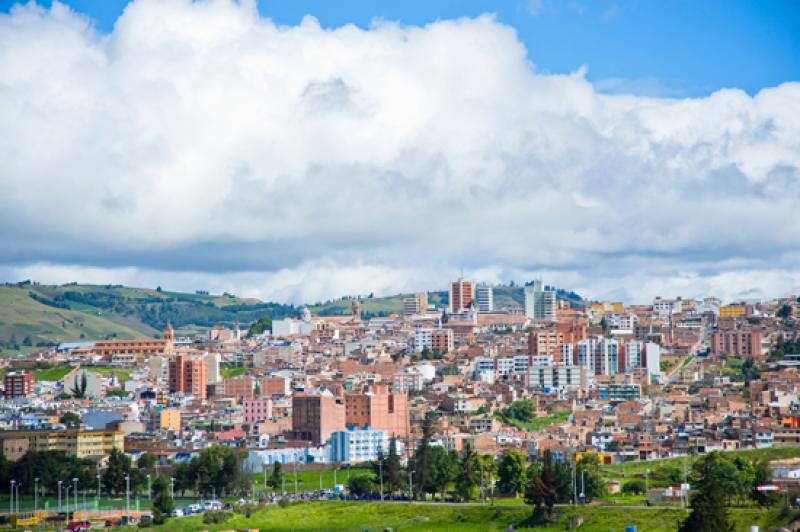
[9,480,14,516]
[170,477,175,501]
[147,474,151,500]
[480,461,485,501]
[58,480,63,513]
[34,478,39,514]
[73,478,78,516]
[293,461,298,496]
[645,469,649,494]
[379,458,384,501]
[125,475,130,517]
[408,470,414,502]
[96,474,101,503]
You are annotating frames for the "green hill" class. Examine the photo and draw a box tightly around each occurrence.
[0,281,585,354]
[0,282,298,353]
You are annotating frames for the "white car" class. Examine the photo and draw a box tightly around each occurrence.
[172,509,184,518]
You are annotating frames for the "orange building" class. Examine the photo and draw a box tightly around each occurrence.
[449,279,475,313]
[292,392,346,445]
[168,352,207,399]
[79,323,175,359]
[345,385,408,438]
[431,329,454,354]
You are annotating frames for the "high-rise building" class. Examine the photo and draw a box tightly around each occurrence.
[524,280,556,321]
[3,371,32,399]
[403,292,429,315]
[476,285,494,313]
[169,353,207,399]
[449,279,475,314]
[431,328,454,354]
[292,391,345,445]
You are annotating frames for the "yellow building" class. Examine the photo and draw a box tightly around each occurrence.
[719,305,746,318]
[158,408,182,431]
[575,450,613,465]
[0,429,123,460]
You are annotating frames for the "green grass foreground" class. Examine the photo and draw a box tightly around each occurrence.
[145,501,785,532]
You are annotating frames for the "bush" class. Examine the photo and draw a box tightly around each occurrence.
[202,511,231,524]
[234,503,260,518]
[138,516,153,528]
[622,479,646,495]
[277,498,291,509]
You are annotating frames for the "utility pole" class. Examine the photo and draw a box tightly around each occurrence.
[125,475,130,517]
[408,470,414,502]
[379,458,384,501]
[581,470,585,503]
[147,474,151,500]
[170,478,175,501]
[9,480,14,516]
[58,480,62,513]
[645,469,649,494]
[73,478,78,516]
[293,461,298,496]
[34,478,39,514]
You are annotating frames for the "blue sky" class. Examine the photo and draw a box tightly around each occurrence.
[2,0,798,96]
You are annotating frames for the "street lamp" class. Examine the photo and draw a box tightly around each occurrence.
[58,480,63,513]
[125,475,130,517]
[73,478,78,516]
[9,480,15,516]
[34,478,39,514]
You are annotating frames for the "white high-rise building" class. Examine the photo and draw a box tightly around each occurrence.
[524,280,556,321]
[476,285,494,313]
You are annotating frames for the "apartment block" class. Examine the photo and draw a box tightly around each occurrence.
[169,353,207,399]
[449,279,475,314]
[345,385,408,438]
[711,330,763,358]
[3,371,33,399]
[292,392,345,445]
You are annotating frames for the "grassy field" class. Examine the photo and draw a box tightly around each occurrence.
[142,501,786,532]
[0,285,146,353]
[601,447,800,484]
[252,465,373,493]
[220,366,249,379]
[495,410,572,431]
[33,366,72,381]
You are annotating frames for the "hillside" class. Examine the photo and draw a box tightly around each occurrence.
[0,282,297,353]
[0,281,584,353]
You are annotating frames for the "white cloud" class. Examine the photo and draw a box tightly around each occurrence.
[0,0,799,304]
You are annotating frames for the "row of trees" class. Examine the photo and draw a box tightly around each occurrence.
[172,446,250,498]
[679,452,776,532]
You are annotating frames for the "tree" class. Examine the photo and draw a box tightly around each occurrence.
[151,476,174,525]
[752,459,779,507]
[59,412,82,427]
[412,416,435,500]
[248,316,272,336]
[778,304,793,319]
[348,475,373,498]
[622,479,646,495]
[500,399,535,424]
[428,447,457,501]
[103,448,133,497]
[268,461,283,491]
[525,450,570,521]
[679,452,735,532]
[456,444,480,501]
[70,372,88,399]
[137,453,157,469]
[576,454,605,500]
[497,451,527,496]
[731,456,756,504]
[383,438,403,496]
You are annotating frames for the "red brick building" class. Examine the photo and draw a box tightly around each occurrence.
[711,330,763,358]
[345,385,409,438]
[292,392,345,445]
[3,371,32,399]
[169,353,207,399]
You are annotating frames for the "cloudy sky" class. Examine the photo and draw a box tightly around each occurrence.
[1,0,799,304]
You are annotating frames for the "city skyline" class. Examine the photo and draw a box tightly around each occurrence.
[0,0,798,305]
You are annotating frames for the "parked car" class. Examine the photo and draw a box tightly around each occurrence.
[118,516,138,526]
[104,518,121,527]
[172,508,185,518]
[67,521,92,531]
